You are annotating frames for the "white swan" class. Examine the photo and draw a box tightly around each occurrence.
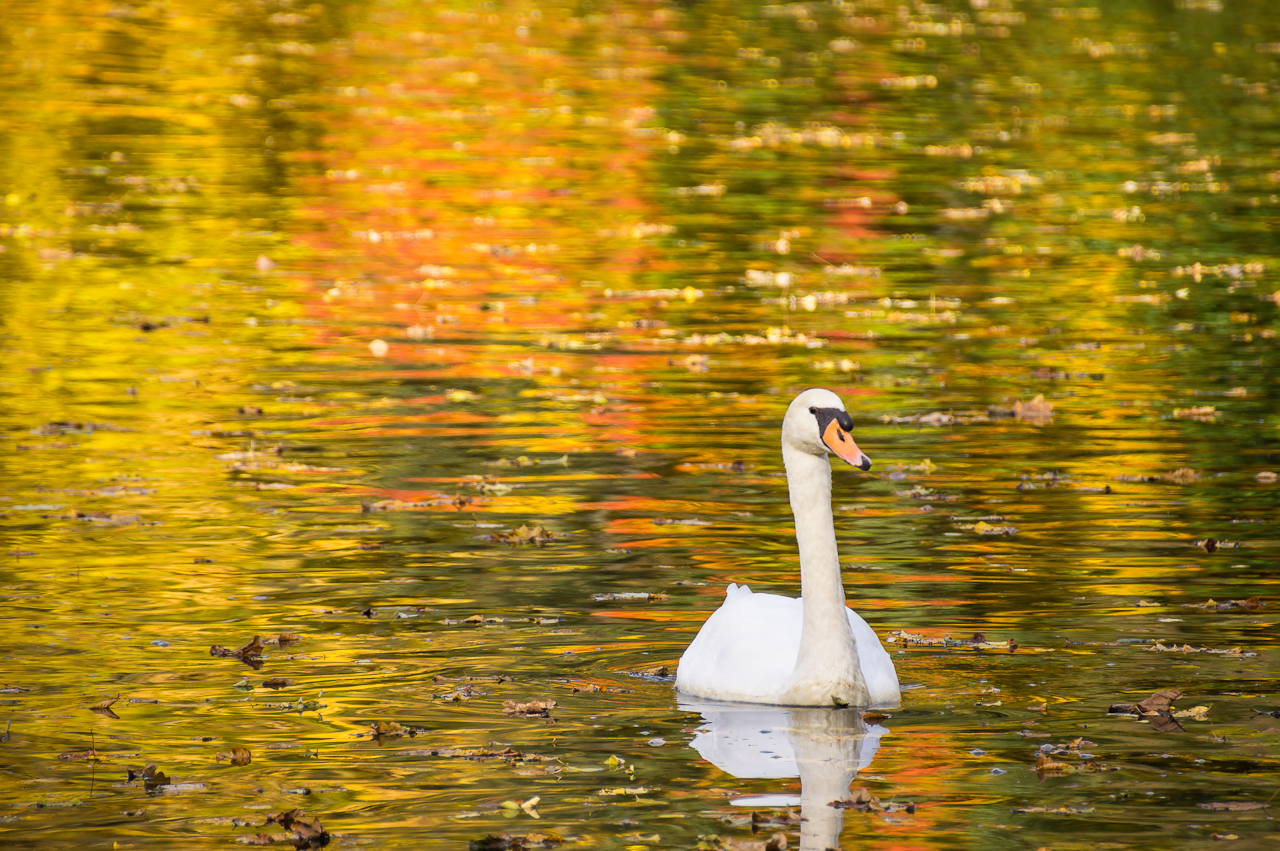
[675,388,900,707]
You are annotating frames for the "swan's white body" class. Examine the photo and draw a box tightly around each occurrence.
[676,389,901,707]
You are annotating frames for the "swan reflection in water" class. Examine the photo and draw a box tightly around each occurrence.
[680,699,889,850]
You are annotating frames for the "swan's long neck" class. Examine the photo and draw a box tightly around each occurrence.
[782,443,867,705]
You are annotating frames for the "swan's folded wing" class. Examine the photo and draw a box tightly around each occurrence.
[846,609,901,706]
[675,592,803,703]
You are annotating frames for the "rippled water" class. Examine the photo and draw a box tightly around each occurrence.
[2,0,1279,848]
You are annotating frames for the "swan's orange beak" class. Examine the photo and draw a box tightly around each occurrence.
[822,420,872,471]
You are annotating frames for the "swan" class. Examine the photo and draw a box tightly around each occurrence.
[675,388,900,707]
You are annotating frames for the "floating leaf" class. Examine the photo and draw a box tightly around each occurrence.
[128,763,172,791]
[216,746,252,766]
[210,636,266,669]
[591,592,669,602]
[829,787,915,814]
[468,832,565,850]
[503,699,557,717]
[261,678,291,690]
[1036,752,1071,774]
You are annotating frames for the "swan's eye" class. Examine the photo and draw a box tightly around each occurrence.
[808,406,818,415]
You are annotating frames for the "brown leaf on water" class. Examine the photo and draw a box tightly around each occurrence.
[1165,467,1200,484]
[827,787,915,814]
[591,591,669,602]
[1014,394,1054,424]
[1198,801,1264,811]
[370,721,407,737]
[1183,597,1264,611]
[216,746,252,766]
[210,635,265,666]
[1197,538,1220,553]
[861,711,892,725]
[89,694,120,711]
[1110,687,1182,715]
[264,809,330,850]
[484,523,559,546]
[470,833,565,850]
[720,831,790,851]
[261,678,291,690]
[263,633,302,646]
[503,699,557,717]
[1036,751,1071,774]
[1137,688,1183,713]
[128,763,172,790]
[242,834,276,845]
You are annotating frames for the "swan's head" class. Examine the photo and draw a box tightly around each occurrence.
[783,388,872,471]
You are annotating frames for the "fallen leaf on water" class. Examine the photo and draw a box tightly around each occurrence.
[261,678,291,690]
[1183,597,1264,611]
[1173,406,1217,421]
[1172,705,1211,719]
[598,786,652,796]
[265,809,329,849]
[127,763,172,791]
[209,636,266,669]
[1145,642,1254,657]
[1036,752,1072,774]
[1198,801,1264,811]
[500,796,541,818]
[89,694,120,711]
[1012,805,1095,814]
[484,524,559,546]
[216,746,252,766]
[1109,687,1188,732]
[263,633,302,646]
[591,591,669,602]
[370,721,408,737]
[861,711,891,725]
[503,699,557,717]
[719,831,790,851]
[1013,394,1054,424]
[828,787,916,814]
[468,832,565,850]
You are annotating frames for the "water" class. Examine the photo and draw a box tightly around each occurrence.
[2,0,1279,848]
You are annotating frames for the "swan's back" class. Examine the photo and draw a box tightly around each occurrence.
[676,585,804,704]
[676,584,900,706]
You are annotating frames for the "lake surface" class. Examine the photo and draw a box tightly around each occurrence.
[2,0,1279,848]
